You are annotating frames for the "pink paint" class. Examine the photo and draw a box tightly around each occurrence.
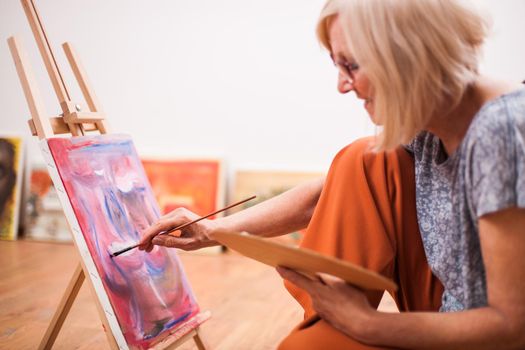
[48,135,199,349]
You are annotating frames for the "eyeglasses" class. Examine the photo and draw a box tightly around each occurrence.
[331,56,360,84]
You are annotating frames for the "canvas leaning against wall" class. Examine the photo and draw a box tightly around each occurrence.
[24,165,71,242]
[47,134,201,349]
[230,170,325,245]
[0,135,24,241]
[141,159,224,218]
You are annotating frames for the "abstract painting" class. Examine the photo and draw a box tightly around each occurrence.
[142,159,224,217]
[24,165,71,242]
[230,170,325,245]
[48,135,200,349]
[0,135,24,240]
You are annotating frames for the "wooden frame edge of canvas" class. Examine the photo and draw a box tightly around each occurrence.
[12,138,25,240]
[0,133,25,240]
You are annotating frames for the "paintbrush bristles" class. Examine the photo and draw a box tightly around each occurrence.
[110,243,139,258]
[109,195,256,258]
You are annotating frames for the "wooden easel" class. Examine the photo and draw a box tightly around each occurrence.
[7,1,208,349]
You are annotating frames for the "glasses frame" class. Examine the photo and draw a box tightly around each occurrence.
[331,55,360,84]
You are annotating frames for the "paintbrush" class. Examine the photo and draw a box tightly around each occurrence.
[109,195,256,258]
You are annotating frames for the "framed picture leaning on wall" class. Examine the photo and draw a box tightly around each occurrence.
[0,135,24,240]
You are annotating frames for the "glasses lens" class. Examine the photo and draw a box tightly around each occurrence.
[335,61,358,83]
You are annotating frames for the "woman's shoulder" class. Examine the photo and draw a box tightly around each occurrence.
[463,86,525,150]
[461,86,525,217]
[471,85,525,131]
[408,86,525,165]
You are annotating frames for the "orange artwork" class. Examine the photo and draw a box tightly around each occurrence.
[141,159,224,218]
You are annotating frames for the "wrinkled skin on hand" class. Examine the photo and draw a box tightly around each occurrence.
[139,207,221,252]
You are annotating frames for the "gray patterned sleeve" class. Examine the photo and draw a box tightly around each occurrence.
[466,95,525,218]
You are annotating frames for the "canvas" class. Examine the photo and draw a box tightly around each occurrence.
[47,134,200,349]
[24,165,71,242]
[142,159,224,217]
[0,135,24,240]
[231,170,325,245]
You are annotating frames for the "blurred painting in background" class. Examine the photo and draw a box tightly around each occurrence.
[0,136,24,240]
[142,159,225,255]
[230,170,325,246]
[24,166,71,242]
[142,159,224,218]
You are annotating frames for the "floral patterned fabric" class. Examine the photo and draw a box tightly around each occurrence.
[407,87,525,312]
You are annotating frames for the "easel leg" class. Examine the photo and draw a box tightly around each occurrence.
[38,263,85,350]
[193,330,207,350]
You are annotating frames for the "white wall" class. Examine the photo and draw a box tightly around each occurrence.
[1,0,524,176]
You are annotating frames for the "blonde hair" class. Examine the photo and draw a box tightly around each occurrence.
[317,0,489,150]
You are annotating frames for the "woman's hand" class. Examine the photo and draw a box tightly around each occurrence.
[277,266,375,339]
[138,207,221,252]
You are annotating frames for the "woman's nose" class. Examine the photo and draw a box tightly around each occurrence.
[337,72,353,94]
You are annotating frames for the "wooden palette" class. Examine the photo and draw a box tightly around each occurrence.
[214,232,397,292]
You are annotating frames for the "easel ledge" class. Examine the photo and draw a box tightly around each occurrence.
[7,0,210,349]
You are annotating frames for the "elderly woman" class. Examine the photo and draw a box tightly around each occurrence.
[140,0,525,348]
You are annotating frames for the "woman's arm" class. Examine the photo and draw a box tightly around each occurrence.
[279,207,525,349]
[216,177,325,237]
[139,177,325,251]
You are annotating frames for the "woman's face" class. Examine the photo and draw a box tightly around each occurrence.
[328,17,376,122]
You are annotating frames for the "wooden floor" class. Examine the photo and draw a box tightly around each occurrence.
[0,240,397,349]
